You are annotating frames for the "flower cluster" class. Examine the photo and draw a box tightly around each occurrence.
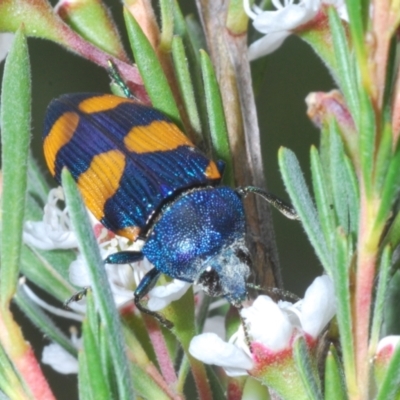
[190,275,335,396]
[244,0,348,60]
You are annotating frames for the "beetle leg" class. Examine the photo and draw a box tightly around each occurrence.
[104,251,144,265]
[236,186,299,220]
[64,287,91,308]
[135,268,173,329]
[107,60,135,99]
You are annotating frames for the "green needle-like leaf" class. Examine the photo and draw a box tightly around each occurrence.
[343,0,366,63]
[20,246,76,303]
[358,87,375,198]
[159,0,174,52]
[329,120,359,237]
[293,337,323,400]
[0,30,31,305]
[278,147,331,272]
[332,230,356,388]
[62,169,134,399]
[324,345,347,400]
[370,246,392,352]
[123,8,180,124]
[310,146,335,250]
[328,7,359,123]
[81,291,112,399]
[172,36,202,142]
[200,50,234,186]
[375,147,400,230]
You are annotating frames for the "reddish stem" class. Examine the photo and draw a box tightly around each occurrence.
[144,316,178,387]
[371,0,392,109]
[56,24,150,103]
[0,310,55,400]
[354,190,379,399]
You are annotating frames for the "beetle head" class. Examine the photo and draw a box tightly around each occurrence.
[195,240,252,306]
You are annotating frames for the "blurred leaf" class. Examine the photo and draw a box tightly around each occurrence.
[159,0,174,52]
[78,349,92,400]
[382,270,400,336]
[20,246,76,303]
[124,8,181,124]
[293,337,323,400]
[0,29,31,305]
[226,0,248,34]
[185,14,207,57]
[27,155,50,206]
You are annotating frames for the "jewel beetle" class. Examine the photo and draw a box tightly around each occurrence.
[43,79,297,328]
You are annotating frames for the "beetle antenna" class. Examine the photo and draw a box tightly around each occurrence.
[246,283,301,303]
[236,186,299,220]
[237,304,253,352]
[107,60,136,100]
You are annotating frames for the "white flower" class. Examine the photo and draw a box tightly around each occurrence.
[243,0,348,60]
[189,275,336,376]
[42,328,81,374]
[148,279,191,311]
[23,187,78,250]
[0,33,14,63]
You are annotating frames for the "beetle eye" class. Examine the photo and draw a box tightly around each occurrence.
[197,267,223,297]
[234,247,252,267]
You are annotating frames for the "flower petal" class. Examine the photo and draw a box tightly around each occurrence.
[23,220,78,250]
[42,343,78,374]
[248,31,290,60]
[252,5,314,34]
[300,275,336,337]
[241,295,294,351]
[189,333,253,376]
[147,279,191,311]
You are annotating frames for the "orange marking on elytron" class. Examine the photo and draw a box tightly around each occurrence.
[43,112,79,176]
[116,226,141,241]
[124,120,193,153]
[78,94,133,114]
[77,150,126,223]
[204,161,221,180]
